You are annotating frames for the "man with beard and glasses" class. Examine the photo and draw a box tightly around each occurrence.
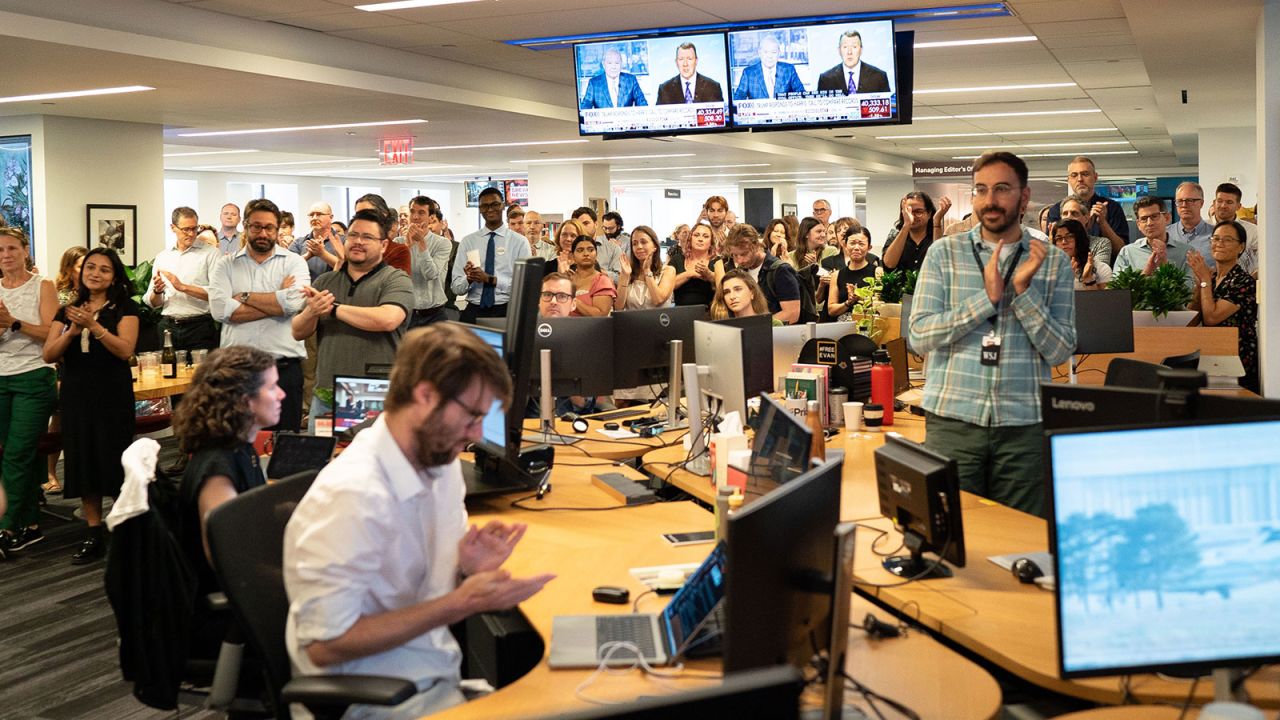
[292,209,413,433]
[908,151,1076,517]
[284,323,554,718]
[208,198,310,431]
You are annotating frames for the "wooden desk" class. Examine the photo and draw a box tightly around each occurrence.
[134,372,192,400]
[1058,326,1239,385]
[437,460,1000,719]
[521,412,688,463]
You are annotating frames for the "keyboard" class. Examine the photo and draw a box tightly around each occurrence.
[586,407,650,422]
[596,615,658,659]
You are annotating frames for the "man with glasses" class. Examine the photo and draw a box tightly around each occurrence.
[1210,182,1260,276]
[909,151,1076,517]
[1044,156,1130,244]
[292,209,413,433]
[451,187,531,323]
[147,206,220,351]
[1113,196,1191,283]
[290,201,343,282]
[1168,182,1213,268]
[208,199,311,431]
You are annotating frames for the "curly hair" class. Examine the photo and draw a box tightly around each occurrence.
[173,346,276,455]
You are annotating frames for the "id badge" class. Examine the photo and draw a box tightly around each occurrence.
[980,332,1001,366]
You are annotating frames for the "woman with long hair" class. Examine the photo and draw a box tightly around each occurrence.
[43,248,138,564]
[670,221,720,308]
[174,345,284,656]
[568,236,615,317]
[544,218,588,276]
[765,218,795,262]
[614,225,676,312]
[710,269,769,320]
[791,216,829,323]
[1052,219,1110,290]
[0,228,58,555]
[54,246,87,307]
[883,191,939,272]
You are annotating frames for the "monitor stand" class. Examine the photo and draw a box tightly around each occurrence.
[654,339,688,430]
[881,531,953,580]
[522,348,579,446]
[682,362,711,476]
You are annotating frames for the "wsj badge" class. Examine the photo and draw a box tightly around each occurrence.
[980,333,1001,366]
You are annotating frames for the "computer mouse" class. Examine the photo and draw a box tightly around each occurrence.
[1012,557,1044,584]
[603,422,620,430]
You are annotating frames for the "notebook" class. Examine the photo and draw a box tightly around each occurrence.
[549,543,726,668]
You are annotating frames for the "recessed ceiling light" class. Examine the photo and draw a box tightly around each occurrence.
[682,171,828,178]
[916,109,1103,120]
[914,35,1037,48]
[163,149,261,158]
[413,139,588,151]
[178,119,427,138]
[0,85,154,105]
[914,82,1076,95]
[192,158,383,170]
[296,165,471,174]
[877,127,1117,140]
[921,140,1131,151]
[951,150,1139,159]
[357,0,481,10]
[514,154,696,164]
[612,164,770,173]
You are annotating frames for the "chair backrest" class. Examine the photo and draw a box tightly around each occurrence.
[1162,349,1201,369]
[1105,357,1166,389]
[206,470,319,708]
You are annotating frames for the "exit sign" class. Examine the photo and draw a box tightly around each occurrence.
[379,136,414,165]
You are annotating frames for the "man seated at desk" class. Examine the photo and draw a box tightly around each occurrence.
[284,324,554,718]
[528,272,604,417]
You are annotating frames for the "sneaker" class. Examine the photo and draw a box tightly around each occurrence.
[70,533,105,565]
[2,526,44,552]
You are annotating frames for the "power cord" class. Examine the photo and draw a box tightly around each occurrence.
[573,641,689,705]
[852,535,955,589]
[843,671,921,720]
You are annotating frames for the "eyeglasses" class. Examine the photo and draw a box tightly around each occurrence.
[345,232,382,244]
[448,395,491,428]
[1135,214,1164,225]
[1174,198,1204,206]
[1053,234,1073,243]
[247,223,278,234]
[540,291,573,303]
[972,184,1018,198]
[478,201,504,210]
[173,225,198,234]
[307,211,331,218]
[1209,235,1241,245]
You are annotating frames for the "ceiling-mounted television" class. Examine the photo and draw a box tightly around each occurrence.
[574,32,731,137]
[728,19,902,130]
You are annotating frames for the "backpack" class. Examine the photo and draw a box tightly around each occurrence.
[761,255,819,324]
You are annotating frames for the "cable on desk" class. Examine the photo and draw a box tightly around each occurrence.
[630,589,656,613]
[1176,676,1200,720]
[852,536,955,589]
[843,671,920,720]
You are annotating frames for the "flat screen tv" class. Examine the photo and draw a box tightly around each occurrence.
[574,33,731,137]
[465,180,504,208]
[727,19,900,130]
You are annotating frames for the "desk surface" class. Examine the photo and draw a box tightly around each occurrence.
[436,460,1000,719]
[521,410,688,462]
[643,418,1280,708]
[134,372,192,400]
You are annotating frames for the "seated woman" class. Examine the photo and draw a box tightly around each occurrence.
[174,345,285,658]
[711,269,771,322]
[1052,219,1110,290]
[826,226,881,321]
[1188,220,1258,393]
[568,236,616,317]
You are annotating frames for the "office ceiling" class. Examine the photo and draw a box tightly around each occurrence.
[0,0,1262,187]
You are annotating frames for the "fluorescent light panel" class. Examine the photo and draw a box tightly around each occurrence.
[193,158,382,170]
[357,0,480,10]
[612,163,770,173]
[915,35,1037,48]
[878,127,1117,140]
[413,139,588,151]
[921,140,1132,151]
[682,171,828,178]
[952,150,1139,159]
[0,85,154,104]
[515,154,695,164]
[915,82,1076,95]
[164,149,260,158]
[179,119,427,138]
[916,109,1103,120]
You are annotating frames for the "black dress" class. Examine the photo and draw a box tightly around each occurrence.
[56,298,138,500]
[179,443,265,657]
[669,254,719,308]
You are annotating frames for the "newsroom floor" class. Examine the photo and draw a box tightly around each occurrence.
[1,436,220,720]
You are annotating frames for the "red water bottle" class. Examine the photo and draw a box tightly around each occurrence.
[870,348,894,426]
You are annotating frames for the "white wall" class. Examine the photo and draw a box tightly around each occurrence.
[611,184,738,239]
[1199,126,1258,206]
[864,176,917,248]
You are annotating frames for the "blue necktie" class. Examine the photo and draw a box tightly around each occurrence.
[480,231,496,308]
[847,71,856,95]
[684,81,693,103]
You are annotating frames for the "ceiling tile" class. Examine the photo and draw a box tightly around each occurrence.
[329,23,472,47]
[270,9,403,32]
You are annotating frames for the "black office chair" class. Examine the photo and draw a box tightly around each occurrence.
[1104,358,1166,389]
[206,470,415,720]
[1162,349,1201,370]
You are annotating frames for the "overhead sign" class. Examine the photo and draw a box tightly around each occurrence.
[912,161,973,178]
[664,189,681,199]
[379,136,414,166]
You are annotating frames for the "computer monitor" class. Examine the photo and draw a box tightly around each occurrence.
[332,375,389,432]
[1047,418,1280,679]
[529,317,616,396]
[1074,289,1135,355]
[447,322,509,452]
[884,336,911,396]
[611,305,708,388]
[503,260,543,457]
[873,433,966,579]
[724,457,843,672]
[546,666,803,719]
[747,393,812,490]
[1040,382,1165,432]
[696,317,773,422]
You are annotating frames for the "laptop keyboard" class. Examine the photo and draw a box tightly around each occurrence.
[596,615,657,659]
[586,408,650,422]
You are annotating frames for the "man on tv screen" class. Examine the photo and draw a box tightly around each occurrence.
[816,30,889,95]
[656,42,724,104]
[580,48,648,109]
[733,34,806,100]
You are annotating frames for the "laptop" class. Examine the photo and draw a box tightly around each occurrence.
[332,375,391,432]
[549,543,727,668]
[266,433,337,481]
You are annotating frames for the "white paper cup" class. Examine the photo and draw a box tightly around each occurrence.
[843,401,864,432]
[465,249,482,267]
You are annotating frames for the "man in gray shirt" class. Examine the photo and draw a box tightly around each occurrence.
[404,195,453,327]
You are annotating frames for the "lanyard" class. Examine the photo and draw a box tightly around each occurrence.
[969,240,1023,331]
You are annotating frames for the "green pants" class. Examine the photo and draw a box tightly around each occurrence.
[0,367,57,530]
[924,411,1046,517]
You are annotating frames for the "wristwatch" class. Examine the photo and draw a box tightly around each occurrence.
[330,302,341,319]
[1199,281,1210,289]
[9,320,21,333]
[239,291,251,304]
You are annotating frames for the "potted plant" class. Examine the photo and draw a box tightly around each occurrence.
[848,275,887,342]
[1108,264,1196,327]
[125,260,162,353]
[878,269,917,318]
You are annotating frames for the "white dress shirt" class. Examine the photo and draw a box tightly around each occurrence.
[284,415,466,691]
[147,243,219,318]
[207,245,309,358]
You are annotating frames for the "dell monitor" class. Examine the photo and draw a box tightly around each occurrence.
[1047,419,1280,679]
[529,317,616,396]
[611,305,707,387]
[873,433,966,579]
[503,259,544,455]
[724,457,843,672]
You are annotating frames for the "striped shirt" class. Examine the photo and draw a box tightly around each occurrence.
[908,226,1076,427]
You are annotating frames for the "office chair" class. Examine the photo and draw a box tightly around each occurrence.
[1104,358,1166,389]
[206,470,415,720]
[1162,349,1201,370]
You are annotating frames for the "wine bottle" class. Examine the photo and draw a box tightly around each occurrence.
[161,330,178,379]
[129,354,139,384]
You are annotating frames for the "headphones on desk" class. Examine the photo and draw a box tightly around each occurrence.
[561,413,589,433]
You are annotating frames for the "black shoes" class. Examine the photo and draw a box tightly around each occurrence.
[70,526,106,565]
[0,526,44,553]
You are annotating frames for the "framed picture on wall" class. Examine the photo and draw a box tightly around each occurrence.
[86,204,137,266]
[781,203,798,217]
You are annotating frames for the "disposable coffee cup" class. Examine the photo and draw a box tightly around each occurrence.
[843,401,864,432]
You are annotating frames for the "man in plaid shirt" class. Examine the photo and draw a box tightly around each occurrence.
[908,151,1076,516]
